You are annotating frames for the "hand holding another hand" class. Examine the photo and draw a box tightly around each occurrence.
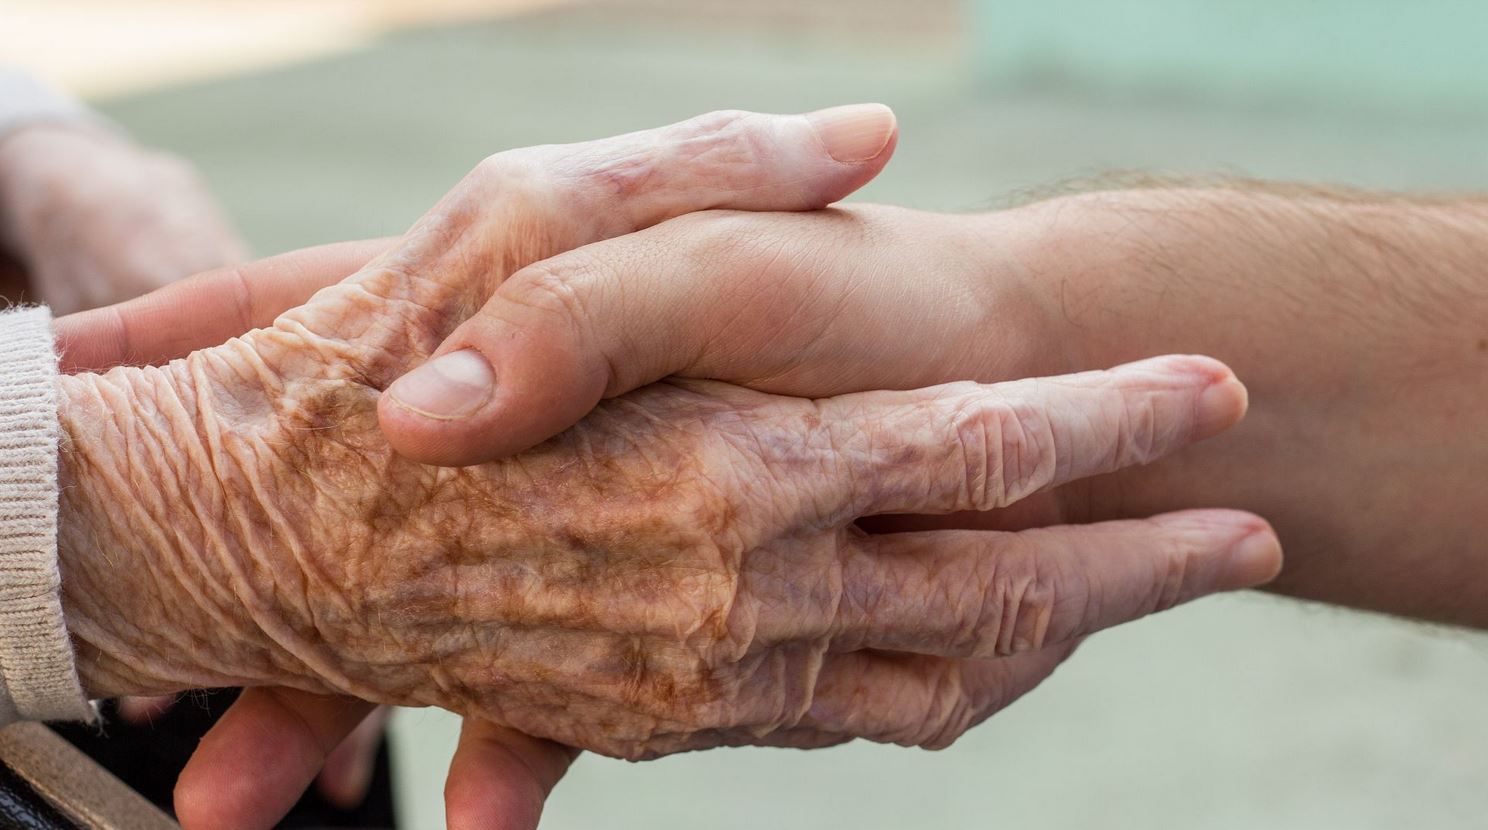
[54,107,1280,829]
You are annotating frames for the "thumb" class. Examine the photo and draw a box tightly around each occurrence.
[378,104,899,463]
[445,720,576,830]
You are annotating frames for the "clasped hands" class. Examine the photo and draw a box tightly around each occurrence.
[53,105,1281,829]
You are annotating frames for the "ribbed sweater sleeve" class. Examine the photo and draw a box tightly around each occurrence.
[0,307,91,723]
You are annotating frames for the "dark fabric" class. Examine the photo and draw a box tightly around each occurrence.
[0,762,80,830]
[51,691,396,829]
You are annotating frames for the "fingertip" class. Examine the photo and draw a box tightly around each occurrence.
[1194,374,1249,440]
[1114,354,1247,441]
[444,743,542,830]
[315,709,386,810]
[377,388,525,466]
[1224,519,1285,588]
[797,103,898,206]
[384,349,497,422]
[175,705,301,830]
[176,690,371,830]
[804,103,897,164]
[1115,353,1235,384]
[1160,509,1284,592]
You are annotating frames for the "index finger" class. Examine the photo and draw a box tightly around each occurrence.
[55,238,392,373]
[819,354,1247,519]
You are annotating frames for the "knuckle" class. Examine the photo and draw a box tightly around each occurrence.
[665,108,773,181]
[505,254,605,328]
[977,540,1071,656]
[1114,384,1167,465]
[914,664,976,749]
[676,108,756,139]
[950,392,1057,510]
[1147,524,1197,613]
[464,153,548,211]
[472,149,533,182]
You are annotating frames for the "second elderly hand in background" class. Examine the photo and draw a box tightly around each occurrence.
[0,121,245,315]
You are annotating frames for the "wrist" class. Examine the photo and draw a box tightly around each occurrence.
[997,184,1488,624]
[985,188,1218,372]
[950,207,1084,382]
[56,363,298,697]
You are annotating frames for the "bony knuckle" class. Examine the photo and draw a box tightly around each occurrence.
[678,108,755,138]
[986,551,1064,656]
[472,149,518,179]
[916,666,975,749]
[950,394,1055,510]
[507,255,601,325]
[1149,534,1196,613]
[1118,390,1167,465]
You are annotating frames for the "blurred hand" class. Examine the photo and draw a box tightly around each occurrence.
[0,123,247,314]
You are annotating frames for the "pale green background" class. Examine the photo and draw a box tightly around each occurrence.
[94,4,1488,828]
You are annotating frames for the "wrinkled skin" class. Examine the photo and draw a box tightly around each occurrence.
[59,304,1263,759]
[0,117,381,800]
[57,105,904,826]
[54,112,1274,794]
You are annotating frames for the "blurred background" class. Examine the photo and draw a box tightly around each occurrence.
[6,0,1488,827]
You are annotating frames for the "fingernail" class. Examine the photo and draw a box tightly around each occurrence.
[1193,376,1248,440]
[805,103,896,162]
[1223,527,1284,588]
[387,349,495,420]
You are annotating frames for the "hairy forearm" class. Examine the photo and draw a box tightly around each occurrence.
[1003,184,1488,625]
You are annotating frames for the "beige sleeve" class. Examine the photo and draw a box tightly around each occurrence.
[0,307,91,723]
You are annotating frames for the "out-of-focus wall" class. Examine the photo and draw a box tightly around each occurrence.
[971,0,1488,114]
[0,0,570,98]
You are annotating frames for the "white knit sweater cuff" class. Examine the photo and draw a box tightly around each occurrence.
[0,307,91,723]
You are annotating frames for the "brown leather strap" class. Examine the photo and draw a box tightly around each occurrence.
[0,724,175,830]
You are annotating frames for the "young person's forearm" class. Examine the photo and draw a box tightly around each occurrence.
[1006,185,1488,626]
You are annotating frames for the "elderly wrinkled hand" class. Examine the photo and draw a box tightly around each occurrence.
[62,295,1271,757]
